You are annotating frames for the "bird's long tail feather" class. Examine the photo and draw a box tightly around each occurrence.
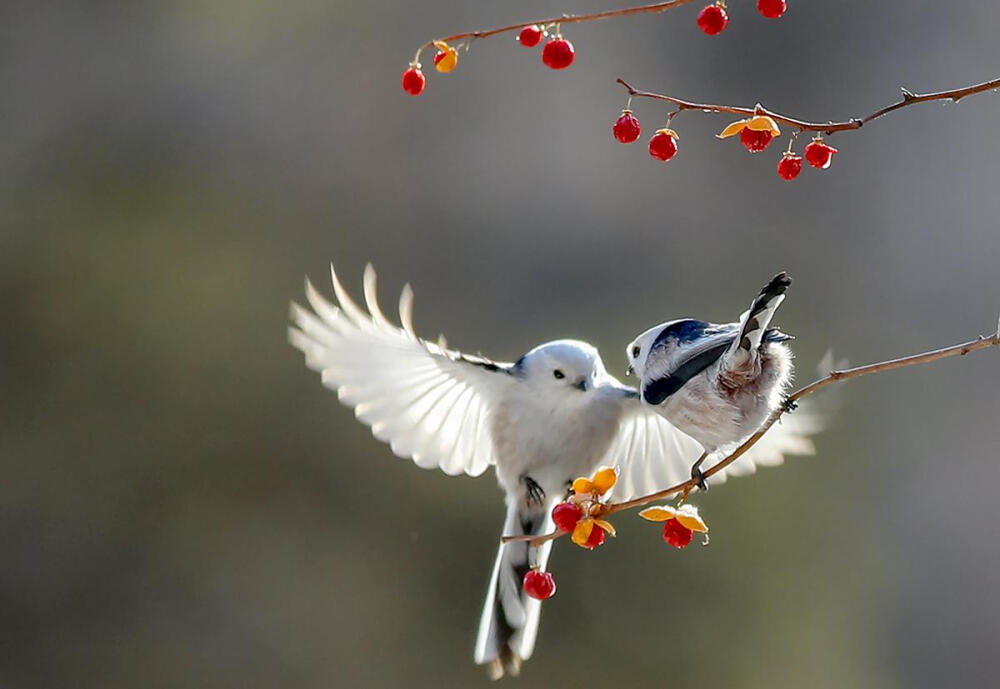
[474,500,554,680]
[731,272,792,356]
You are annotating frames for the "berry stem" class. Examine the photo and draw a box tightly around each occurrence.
[617,76,1000,136]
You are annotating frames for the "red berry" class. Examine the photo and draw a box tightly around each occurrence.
[613,110,641,144]
[583,525,606,549]
[518,25,543,48]
[697,4,729,35]
[662,518,694,548]
[401,67,425,96]
[740,127,774,153]
[541,38,575,70]
[552,502,583,532]
[804,140,838,169]
[757,0,787,18]
[648,130,678,162]
[777,154,802,180]
[523,570,557,600]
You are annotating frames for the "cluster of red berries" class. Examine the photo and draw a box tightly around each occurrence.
[521,518,698,599]
[614,111,680,162]
[519,500,607,601]
[552,502,605,548]
[522,496,707,601]
[519,25,576,70]
[776,138,839,180]
[721,117,840,179]
[614,108,840,178]
[401,25,576,97]
[403,1,793,96]
[697,0,788,36]
[520,499,593,602]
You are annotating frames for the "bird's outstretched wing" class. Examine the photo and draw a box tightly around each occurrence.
[289,264,516,477]
[601,388,821,501]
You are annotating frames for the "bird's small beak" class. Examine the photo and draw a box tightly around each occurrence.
[574,378,588,391]
[625,364,634,377]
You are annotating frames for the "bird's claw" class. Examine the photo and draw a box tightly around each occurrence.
[690,466,709,492]
[523,476,546,507]
[782,397,798,413]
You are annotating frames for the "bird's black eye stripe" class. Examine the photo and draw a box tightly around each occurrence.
[632,346,640,358]
[553,369,565,379]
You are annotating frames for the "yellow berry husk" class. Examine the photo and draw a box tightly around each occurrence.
[674,504,709,532]
[435,48,458,73]
[591,467,617,494]
[746,115,781,136]
[717,119,749,139]
[638,506,676,522]
[571,518,596,547]
[676,514,709,533]
[593,518,617,537]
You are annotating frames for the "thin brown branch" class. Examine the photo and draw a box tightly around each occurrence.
[503,325,1000,545]
[617,77,1000,136]
[418,0,697,53]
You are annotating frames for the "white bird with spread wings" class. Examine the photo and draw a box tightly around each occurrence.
[288,263,820,680]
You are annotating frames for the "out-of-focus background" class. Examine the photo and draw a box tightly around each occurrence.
[2,1,999,687]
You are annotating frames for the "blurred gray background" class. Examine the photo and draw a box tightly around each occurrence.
[2,1,999,687]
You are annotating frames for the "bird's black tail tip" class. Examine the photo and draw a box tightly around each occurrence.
[766,272,793,292]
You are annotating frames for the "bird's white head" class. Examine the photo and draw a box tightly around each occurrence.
[513,339,604,392]
[625,319,712,378]
[624,324,664,379]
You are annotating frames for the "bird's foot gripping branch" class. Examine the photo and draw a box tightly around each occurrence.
[507,324,1000,601]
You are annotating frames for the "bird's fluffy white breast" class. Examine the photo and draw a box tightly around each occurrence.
[661,343,793,451]
[660,373,742,450]
[491,385,623,495]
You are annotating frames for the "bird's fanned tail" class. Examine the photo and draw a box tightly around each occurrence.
[475,501,554,680]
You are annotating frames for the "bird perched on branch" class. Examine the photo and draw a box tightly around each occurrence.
[626,273,796,490]
[289,264,817,679]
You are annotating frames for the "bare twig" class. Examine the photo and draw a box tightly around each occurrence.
[617,77,1000,136]
[416,0,697,54]
[504,326,1000,545]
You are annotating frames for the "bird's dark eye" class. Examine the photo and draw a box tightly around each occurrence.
[553,369,565,379]
[631,346,641,358]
